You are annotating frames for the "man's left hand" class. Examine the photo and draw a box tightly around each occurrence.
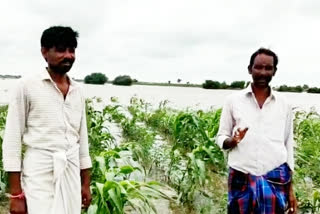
[288,184,297,214]
[81,184,92,209]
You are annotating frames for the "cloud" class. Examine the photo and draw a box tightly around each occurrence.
[1,0,320,86]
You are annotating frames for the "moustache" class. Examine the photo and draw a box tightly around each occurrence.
[61,58,74,64]
[255,75,272,80]
[253,76,272,84]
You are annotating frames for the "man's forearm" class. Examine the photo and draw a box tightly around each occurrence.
[8,172,23,195]
[80,169,91,187]
[289,171,294,193]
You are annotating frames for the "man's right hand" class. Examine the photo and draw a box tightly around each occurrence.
[233,127,249,144]
[223,127,249,149]
[10,197,27,214]
[8,172,27,214]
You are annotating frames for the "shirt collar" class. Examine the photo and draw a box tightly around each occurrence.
[40,68,76,87]
[243,83,277,100]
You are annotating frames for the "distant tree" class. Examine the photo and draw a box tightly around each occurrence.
[303,84,309,90]
[277,85,303,93]
[220,81,228,89]
[113,75,133,86]
[230,81,246,89]
[293,85,303,92]
[186,82,190,85]
[0,75,21,79]
[307,87,320,93]
[177,79,182,83]
[132,79,138,83]
[168,81,171,84]
[278,85,289,92]
[202,80,222,89]
[84,73,108,84]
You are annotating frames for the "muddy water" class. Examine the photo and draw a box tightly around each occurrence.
[1,80,320,111]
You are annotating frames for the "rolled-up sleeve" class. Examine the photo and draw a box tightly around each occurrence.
[78,97,92,170]
[2,83,27,172]
[216,97,234,149]
[285,105,295,171]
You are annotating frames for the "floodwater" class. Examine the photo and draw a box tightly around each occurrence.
[1,79,320,111]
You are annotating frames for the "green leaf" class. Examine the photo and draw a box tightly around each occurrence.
[87,204,98,214]
[105,171,115,181]
[119,165,135,175]
[95,156,106,174]
[108,188,124,213]
[96,182,104,198]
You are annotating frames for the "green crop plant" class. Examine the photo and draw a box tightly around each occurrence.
[126,101,227,213]
[88,150,172,214]
[86,99,115,156]
[294,110,320,213]
[2,96,320,214]
[0,105,8,199]
[103,98,159,179]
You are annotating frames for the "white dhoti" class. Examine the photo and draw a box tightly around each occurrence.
[22,144,81,214]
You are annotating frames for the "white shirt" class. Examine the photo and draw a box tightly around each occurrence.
[2,70,92,171]
[216,85,294,176]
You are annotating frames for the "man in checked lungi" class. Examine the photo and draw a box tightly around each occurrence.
[217,48,297,214]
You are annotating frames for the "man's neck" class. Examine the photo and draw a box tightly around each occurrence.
[251,83,270,98]
[47,68,69,84]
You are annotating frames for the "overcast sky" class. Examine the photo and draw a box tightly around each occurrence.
[1,0,320,86]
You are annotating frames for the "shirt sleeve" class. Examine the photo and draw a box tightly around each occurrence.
[78,95,92,170]
[216,96,234,149]
[2,82,28,172]
[285,105,295,171]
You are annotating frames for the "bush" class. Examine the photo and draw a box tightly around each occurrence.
[84,73,108,85]
[202,80,225,89]
[230,81,246,89]
[113,75,133,86]
[307,87,320,93]
[277,85,303,93]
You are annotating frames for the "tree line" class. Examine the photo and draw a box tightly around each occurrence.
[83,73,320,94]
[203,80,320,93]
[276,84,320,93]
[202,80,249,89]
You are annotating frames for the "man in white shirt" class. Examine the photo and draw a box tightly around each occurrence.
[2,26,92,214]
[217,48,297,214]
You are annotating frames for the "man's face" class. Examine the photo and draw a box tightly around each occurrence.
[42,45,76,74]
[249,53,275,88]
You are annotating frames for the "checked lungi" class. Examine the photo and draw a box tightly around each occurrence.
[228,163,291,214]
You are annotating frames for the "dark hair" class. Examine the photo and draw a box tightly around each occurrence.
[41,26,79,49]
[248,48,278,71]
